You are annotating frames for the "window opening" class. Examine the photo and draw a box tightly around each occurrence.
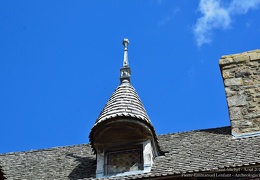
[106,148,143,175]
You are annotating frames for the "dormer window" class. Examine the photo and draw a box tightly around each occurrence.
[106,148,143,175]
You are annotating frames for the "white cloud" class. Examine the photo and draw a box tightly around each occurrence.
[229,0,260,14]
[193,0,260,47]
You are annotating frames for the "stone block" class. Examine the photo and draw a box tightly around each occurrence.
[241,127,260,133]
[235,69,251,78]
[241,107,248,115]
[244,113,260,119]
[231,127,240,134]
[224,78,243,86]
[248,62,258,67]
[252,118,260,125]
[225,87,236,97]
[244,89,255,96]
[240,120,253,126]
[250,53,260,61]
[229,107,242,120]
[255,87,260,93]
[233,55,249,63]
[219,57,234,65]
[251,75,260,81]
[227,94,246,107]
[221,64,237,70]
[222,69,234,78]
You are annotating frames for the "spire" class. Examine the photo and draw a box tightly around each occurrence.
[120,38,131,83]
[89,38,162,158]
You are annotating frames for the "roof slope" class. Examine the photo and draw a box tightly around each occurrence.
[1,126,260,179]
[0,144,96,180]
[94,82,151,125]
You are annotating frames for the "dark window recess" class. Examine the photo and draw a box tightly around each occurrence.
[106,148,143,175]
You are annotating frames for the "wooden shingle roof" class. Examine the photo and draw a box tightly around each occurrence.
[89,81,161,153]
[1,126,260,179]
[95,82,151,125]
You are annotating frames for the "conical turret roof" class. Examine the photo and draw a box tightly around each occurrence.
[94,81,152,126]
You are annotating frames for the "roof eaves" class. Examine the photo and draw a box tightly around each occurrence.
[89,116,162,155]
[129,162,260,180]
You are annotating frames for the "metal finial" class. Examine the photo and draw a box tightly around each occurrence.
[120,38,131,83]
[122,38,129,67]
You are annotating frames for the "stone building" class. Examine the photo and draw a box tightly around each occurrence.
[0,40,260,179]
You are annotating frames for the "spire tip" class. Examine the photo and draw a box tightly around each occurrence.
[120,38,131,83]
[122,38,129,49]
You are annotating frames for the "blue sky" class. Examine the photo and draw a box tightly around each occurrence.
[0,0,260,154]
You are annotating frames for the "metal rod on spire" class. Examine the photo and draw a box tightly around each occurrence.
[120,38,131,83]
[123,38,129,67]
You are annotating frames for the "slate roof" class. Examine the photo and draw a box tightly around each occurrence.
[1,126,260,179]
[89,81,160,153]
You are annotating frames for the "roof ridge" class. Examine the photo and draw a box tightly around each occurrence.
[0,143,90,156]
[158,126,231,136]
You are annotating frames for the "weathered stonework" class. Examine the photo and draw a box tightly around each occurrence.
[219,49,260,137]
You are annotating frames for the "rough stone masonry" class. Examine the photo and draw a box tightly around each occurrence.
[219,49,260,137]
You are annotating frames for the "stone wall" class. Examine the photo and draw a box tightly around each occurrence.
[219,50,260,137]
